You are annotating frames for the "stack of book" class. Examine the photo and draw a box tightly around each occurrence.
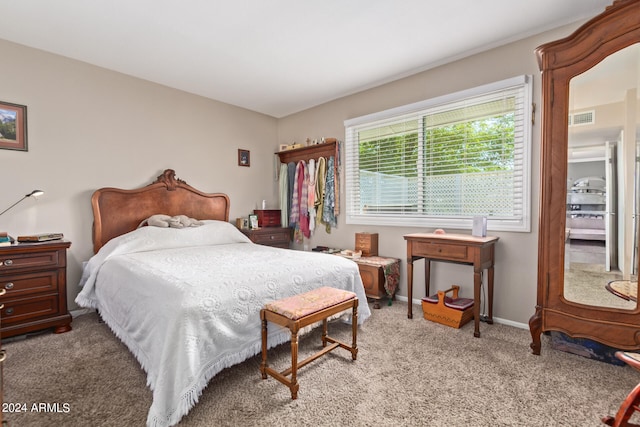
[17,233,63,243]
[0,232,13,247]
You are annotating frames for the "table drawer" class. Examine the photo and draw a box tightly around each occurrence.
[0,250,62,272]
[0,271,58,298]
[1,294,60,326]
[413,242,468,260]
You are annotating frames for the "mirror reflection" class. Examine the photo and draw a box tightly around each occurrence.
[565,43,640,309]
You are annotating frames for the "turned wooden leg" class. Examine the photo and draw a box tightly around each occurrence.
[351,301,358,360]
[260,310,268,379]
[407,258,414,319]
[473,268,482,338]
[290,331,299,399]
[322,318,328,347]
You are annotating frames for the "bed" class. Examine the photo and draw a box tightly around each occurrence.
[75,169,371,427]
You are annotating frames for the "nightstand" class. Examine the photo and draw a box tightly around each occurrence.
[0,240,72,338]
[241,228,290,249]
[353,256,400,309]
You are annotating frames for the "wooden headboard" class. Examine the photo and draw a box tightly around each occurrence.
[91,169,230,253]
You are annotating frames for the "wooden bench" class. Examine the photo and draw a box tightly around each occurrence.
[260,286,358,399]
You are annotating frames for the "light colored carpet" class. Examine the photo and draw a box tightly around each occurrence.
[565,264,636,310]
[4,301,640,427]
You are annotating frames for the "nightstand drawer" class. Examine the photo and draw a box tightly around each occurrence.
[252,232,288,245]
[1,295,60,326]
[242,228,290,248]
[0,250,62,272]
[0,271,58,298]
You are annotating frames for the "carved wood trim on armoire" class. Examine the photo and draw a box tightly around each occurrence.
[530,0,640,354]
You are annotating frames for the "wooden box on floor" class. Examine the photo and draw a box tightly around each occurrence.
[421,285,474,329]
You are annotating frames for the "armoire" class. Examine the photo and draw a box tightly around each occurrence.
[530,0,640,354]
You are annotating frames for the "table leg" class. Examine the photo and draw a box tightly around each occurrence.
[425,259,431,298]
[473,268,482,338]
[407,258,414,319]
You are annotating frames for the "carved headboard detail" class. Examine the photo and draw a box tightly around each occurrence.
[91,169,230,253]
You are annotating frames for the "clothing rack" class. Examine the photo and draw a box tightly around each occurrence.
[276,139,338,181]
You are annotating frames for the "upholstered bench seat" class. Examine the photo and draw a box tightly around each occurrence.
[260,286,358,399]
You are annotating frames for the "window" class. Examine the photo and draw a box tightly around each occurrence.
[344,75,532,232]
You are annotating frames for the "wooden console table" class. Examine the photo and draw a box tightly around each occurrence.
[404,233,498,338]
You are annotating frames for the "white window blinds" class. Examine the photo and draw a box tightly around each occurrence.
[344,75,532,232]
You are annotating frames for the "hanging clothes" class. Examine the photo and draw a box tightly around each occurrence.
[287,162,296,228]
[307,159,316,235]
[315,157,326,228]
[279,162,289,228]
[322,156,337,231]
[334,141,340,217]
[299,161,310,239]
[290,160,309,243]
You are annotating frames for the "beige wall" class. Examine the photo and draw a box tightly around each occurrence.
[0,21,584,326]
[277,23,583,327]
[0,39,279,310]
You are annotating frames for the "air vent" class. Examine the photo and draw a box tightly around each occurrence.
[569,110,595,126]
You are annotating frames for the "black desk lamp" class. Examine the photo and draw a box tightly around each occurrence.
[0,189,44,217]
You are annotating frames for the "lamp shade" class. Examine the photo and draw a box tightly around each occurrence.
[27,190,44,197]
[0,189,44,217]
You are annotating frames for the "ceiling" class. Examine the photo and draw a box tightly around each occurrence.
[0,0,614,118]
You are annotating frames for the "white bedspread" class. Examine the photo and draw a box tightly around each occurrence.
[75,220,371,427]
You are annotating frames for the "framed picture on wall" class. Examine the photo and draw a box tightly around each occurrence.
[0,101,27,151]
[238,149,250,167]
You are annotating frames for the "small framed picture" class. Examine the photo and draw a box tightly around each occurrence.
[0,101,28,151]
[249,214,259,229]
[238,149,250,167]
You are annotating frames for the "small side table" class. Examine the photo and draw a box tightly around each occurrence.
[353,256,400,309]
[404,233,498,338]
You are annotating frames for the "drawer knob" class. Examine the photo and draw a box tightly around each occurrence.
[270,235,275,240]
[4,283,13,290]
[3,259,12,266]
[0,288,5,296]
[0,350,6,363]
[5,307,14,315]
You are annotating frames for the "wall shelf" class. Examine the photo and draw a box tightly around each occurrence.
[276,140,338,165]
